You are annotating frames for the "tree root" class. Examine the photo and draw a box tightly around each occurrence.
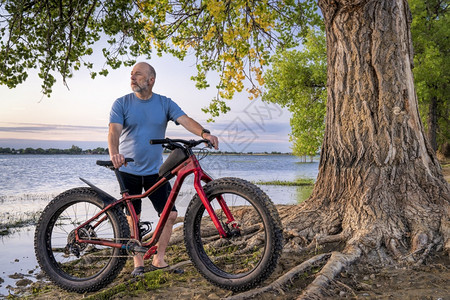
[169,259,192,270]
[303,233,346,252]
[297,246,362,300]
[331,279,358,298]
[224,253,331,300]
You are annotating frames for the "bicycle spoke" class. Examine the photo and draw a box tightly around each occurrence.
[49,201,119,278]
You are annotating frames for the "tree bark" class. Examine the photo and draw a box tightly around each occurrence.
[428,95,438,152]
[284,0,450,260]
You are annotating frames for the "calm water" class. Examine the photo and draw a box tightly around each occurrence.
[0,154,319,222]
[0,154,318,295]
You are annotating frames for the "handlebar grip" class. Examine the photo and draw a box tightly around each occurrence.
[96,158,134,168]
[208,142,214,148]
[150,139,169,145]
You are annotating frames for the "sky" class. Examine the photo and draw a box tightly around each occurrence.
[0,54,293,153]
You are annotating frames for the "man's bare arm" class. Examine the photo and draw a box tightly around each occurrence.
[176,115,219,149]
[108,123,125,168]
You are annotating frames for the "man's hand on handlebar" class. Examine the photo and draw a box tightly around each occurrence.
[110,153,127,169]
[203,134,219,150]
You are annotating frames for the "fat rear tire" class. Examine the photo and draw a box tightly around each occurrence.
[34,187,130,293]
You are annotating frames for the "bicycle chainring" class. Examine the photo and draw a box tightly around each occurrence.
[125,239,142,256]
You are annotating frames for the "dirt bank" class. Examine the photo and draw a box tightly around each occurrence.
[10,222,449,300]
[10,244,449,299]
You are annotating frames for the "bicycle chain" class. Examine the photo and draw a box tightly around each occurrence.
[78,237,149,258]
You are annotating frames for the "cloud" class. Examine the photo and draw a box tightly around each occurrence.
[0,122,108,143]
[0,122,106,133]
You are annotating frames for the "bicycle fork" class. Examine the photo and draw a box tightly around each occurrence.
[193,170,239,238]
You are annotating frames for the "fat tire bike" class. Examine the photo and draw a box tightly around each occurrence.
[34,138,283,293]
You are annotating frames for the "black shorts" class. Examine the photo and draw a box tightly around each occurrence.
[120,172,176,216]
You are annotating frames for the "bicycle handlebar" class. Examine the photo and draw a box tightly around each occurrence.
[150,138,212,149]
[149,139,170,145]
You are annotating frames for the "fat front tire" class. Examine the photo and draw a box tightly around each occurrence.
[34,187,130,293]
[184,177,283,291]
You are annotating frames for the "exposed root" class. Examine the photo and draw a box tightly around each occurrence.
[331,279,358,298]
[224,253,331,300]
[388,238,404,259]
[174,216,184,224]
[415,241,436,266]
[304,233,346,252]
[297,246,362,300]
[231,233,264,256]
[169,259,192,270]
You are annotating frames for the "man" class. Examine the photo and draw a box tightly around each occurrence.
[108,62,219,276]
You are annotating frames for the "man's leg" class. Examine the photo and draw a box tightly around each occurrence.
[120,172,145,273]
[127,214,144,268]
[144,176,177,268]
[152,211,177,267]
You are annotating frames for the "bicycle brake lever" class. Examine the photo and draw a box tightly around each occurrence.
[202,140,213,149]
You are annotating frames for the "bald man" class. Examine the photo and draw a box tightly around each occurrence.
[108,62,218,276]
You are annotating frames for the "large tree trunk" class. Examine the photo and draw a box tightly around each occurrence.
[228,1,449,299]
[278,0,450,298]
[306,0,450,254]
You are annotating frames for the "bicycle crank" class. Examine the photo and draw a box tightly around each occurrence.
[125,239,149,256]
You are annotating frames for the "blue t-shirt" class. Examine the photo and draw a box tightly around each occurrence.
[109,93,186,176]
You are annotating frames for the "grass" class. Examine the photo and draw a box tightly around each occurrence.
[0,211,41,236]
[255,178,315,186]
[84,270,169,300]
[82,262,199,300]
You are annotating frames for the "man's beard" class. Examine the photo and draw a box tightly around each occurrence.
[132,81,149,93]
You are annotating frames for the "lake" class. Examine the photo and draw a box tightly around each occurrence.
[0,153,319,295]
[0,153,319,225]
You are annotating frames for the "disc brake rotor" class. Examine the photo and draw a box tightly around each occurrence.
[64,227,92,257]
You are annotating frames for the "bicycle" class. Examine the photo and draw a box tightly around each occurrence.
[34,138,283,293]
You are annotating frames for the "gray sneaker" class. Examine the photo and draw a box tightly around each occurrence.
[131,266,145,276]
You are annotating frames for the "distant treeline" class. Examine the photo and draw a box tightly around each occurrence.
[0,145,108,155]
[0,146,291,156]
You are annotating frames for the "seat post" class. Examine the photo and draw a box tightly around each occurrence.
[114,169,129,195]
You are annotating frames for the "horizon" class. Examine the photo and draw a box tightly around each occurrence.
[0,141,293,154]
[0,136,292,153]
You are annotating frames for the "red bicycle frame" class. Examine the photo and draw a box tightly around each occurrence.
[75,150,235,260]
